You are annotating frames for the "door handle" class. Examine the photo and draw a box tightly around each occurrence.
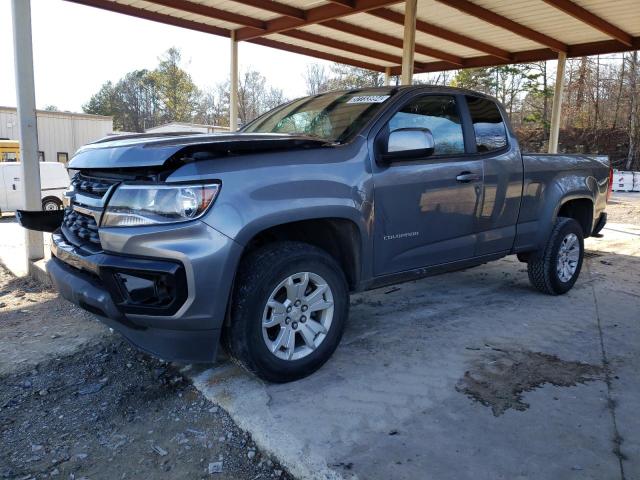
[456,172,481,183]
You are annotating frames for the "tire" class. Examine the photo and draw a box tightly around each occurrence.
[42,197,62,211]
[223,241,349,383]
[527,217,584,295]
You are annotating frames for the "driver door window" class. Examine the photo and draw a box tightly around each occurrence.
[388,95,464,156]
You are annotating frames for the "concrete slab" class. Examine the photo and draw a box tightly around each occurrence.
[191,225,639,480]
[0,214,51,278]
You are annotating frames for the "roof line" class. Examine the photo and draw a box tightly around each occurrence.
[234,0,403,41]
[0,106,113,120]
[246,37,387,72]
[228,0,306,20]
[144,0,266,30]
[367,8,512,61]
[435,0,568,53]
[321,19,463,66]
[540,0,633,47]
[397,37,640,75]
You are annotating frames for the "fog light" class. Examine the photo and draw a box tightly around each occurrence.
[115,272,175,306]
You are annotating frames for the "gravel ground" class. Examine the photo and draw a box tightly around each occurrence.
[0,265,105,377]
[0,263,293,480]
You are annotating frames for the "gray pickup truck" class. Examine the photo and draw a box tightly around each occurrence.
[19,86,611,382]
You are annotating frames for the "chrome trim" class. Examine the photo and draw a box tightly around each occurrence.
[74,192,106,208]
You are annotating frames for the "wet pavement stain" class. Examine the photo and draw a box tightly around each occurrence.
[456,347,604,416]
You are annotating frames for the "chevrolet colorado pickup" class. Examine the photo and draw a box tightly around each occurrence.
[18,86,611,382]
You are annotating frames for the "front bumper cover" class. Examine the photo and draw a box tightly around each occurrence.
[48,229,230,363]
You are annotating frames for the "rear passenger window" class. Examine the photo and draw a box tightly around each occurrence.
[389,95,464,155]
[466,96,507,152]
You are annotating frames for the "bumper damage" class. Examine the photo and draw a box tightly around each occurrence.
[45,221,240,363]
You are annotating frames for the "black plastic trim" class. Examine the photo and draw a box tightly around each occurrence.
[16,210,64,232]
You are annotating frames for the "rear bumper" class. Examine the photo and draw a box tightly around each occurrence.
[48,220,243,363]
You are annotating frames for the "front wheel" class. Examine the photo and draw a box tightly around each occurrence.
[223,242,349,383]
[527,217,584,295]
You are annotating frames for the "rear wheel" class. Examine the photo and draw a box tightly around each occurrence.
[223,242,349,383]
[527,217,584,295]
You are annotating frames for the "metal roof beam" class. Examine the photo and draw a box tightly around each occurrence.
[321,19,464,66]
[541,0,633,47]
[435,0,568,53]
[235,0,403,41]
[281,29,401,65]
[368,8,512,61]
[247,37,387,72]
[394,36,640,75]
[229,0,306,20]
[65,0,231,36]
[145,0,266,29]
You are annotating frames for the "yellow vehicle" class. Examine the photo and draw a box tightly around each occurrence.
[0,140,20,162]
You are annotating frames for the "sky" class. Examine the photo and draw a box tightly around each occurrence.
[0,0,333,113]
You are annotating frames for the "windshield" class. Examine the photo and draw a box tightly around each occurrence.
[242,89,396,143]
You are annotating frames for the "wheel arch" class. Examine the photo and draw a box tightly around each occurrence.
[555,196,594,236]
[238,216,364,292]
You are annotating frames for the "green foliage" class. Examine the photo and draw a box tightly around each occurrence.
[83,47,289,131]
[152,47,199,123]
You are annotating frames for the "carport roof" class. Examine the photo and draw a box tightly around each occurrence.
[65,0,640,74]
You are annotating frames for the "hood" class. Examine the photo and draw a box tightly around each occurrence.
[69,132,331,169]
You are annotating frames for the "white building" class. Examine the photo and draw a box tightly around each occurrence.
[145,122,229,135]
[0,106,113,163]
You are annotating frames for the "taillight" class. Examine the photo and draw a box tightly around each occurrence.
[607,166,613,202]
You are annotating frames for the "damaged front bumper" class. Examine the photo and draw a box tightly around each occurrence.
[17,210,241,363]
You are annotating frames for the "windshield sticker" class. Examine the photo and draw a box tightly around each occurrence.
[347,95,390,104]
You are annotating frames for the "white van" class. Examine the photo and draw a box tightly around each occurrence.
[0,162,69,213]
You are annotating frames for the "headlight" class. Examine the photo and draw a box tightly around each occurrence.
[101,183,220,227]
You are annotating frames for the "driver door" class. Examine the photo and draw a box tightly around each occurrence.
[372,94,484,276]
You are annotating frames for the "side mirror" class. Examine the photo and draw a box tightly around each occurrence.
[383,128,435,162]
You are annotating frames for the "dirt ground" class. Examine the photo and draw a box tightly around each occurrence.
[0,265,292,480]
[607,192,640,224]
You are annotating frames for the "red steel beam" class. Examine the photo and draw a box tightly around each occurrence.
[229,0,306,20]
[397,36,640,75]
[235,0,403,41]
[247,37,387,72]
[368,8,512,61]
[281,29,403,65]
[321,19,464,66]
[65,0,230,36]
[145,0,266,29]
[541,0,633,47]
[435,0,568,53]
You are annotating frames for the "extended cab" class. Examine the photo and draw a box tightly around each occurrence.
[18,86,611,382]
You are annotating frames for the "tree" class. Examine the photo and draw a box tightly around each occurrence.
[152,47,199,123]
[303,63,330,95]
[194,82,230,127]
[83,71,163,132]
[236,68,288,125]
[326,64,383,90]
[43,105,59,112]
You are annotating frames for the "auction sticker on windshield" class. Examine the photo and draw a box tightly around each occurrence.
[347,95,390,104]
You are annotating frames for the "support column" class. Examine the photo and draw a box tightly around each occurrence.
[229,30,239,132]
[11,0,43,262]
[548,52,567,154]
[400,0,417,86]
[384,67,392,86]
